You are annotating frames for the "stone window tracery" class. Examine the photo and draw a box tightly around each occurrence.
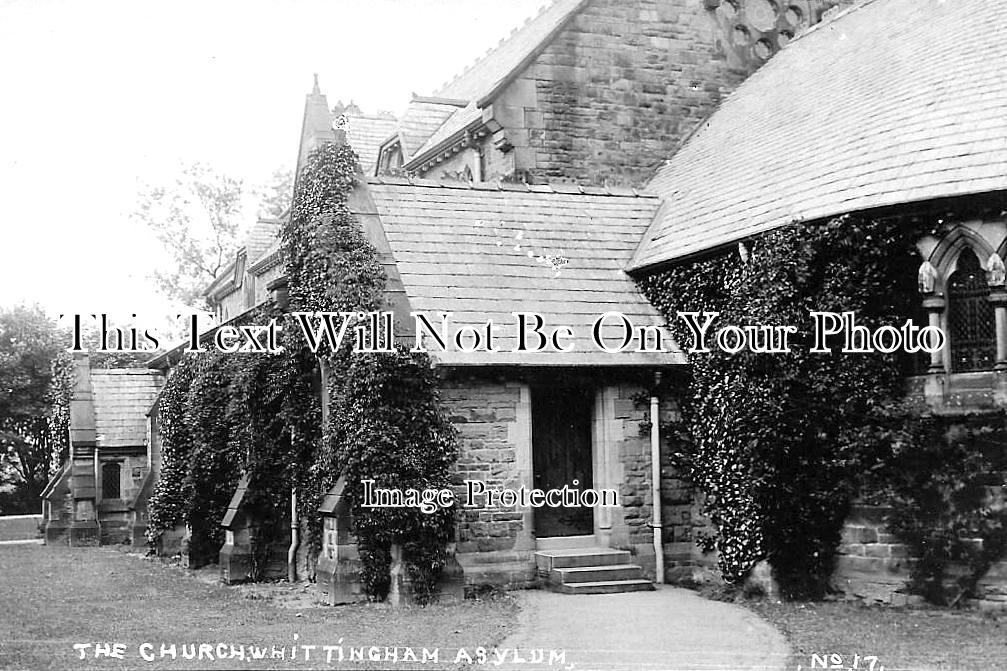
[708,0,845,68]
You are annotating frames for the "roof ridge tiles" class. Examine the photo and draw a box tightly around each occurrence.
[363,175,658,198]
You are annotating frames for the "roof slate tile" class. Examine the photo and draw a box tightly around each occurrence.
[633,0,1007,270]
[359,179,682,366]
[90,370,163,448]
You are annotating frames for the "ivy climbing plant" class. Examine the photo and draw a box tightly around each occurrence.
[282,142,459,602]
[146,354,196,548]
[146,308,294,573]
[879,411,1007,606]
[148,141,457,597]
[638,215,925,599]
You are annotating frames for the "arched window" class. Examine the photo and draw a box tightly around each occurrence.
[947,248,996,372]
[102,462,121,499]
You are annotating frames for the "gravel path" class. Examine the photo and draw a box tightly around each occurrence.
[497,586,791,671]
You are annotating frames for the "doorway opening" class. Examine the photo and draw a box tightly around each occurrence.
[531,386,594,538]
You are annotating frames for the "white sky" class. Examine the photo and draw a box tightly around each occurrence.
[0,0,544,322]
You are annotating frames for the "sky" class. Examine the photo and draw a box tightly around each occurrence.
[0,0,545,324]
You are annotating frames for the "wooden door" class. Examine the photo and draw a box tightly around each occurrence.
[531,386,594,537]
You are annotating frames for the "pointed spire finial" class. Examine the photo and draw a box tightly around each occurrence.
[312,73,320,95]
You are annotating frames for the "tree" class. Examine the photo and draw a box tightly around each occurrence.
[135,164,295,311]
[254,167,294,219]
[0,305,73,513]
[134,163,246,310]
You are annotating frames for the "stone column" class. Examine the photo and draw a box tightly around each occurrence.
[592,389,613,548]
[69,355,100,546]
[921,295,946,408]
[989,289,1007,406]
[511,383,535,551]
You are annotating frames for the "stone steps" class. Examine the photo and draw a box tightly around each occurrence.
[554,579,655,595]
[535,547,654,594]
[536,547,631,570]
[550,563,644,583]
[99,520,131,545]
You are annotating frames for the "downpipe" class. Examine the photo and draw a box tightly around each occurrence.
[288,486,298,582]
[650,372,665,584]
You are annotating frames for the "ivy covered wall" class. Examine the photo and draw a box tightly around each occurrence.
[637,215,1007,603]
[147,143,458,601]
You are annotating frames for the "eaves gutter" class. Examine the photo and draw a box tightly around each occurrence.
[402,116,493,173]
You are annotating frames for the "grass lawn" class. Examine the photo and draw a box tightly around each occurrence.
[0,544,519,670]
[0,515,41,542]
[747,599,1007,671]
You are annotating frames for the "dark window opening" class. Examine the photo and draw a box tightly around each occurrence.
[102,462,121,499]
[948,248,996,372]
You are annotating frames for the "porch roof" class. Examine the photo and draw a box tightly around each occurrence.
[357,176,684,367]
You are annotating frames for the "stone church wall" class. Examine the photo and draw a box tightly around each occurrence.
[834,502,1007,611]
[440,378,526,555]
[480,0,749,186]
[437,374,672,584]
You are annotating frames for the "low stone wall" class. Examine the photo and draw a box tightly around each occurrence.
[98,511,132,545]
[0,514,42,541]
[661,493,720,585]
[156,523,188,558]
[833,504,1007,611]
[832,505,914,605]
[976,561,1007,611]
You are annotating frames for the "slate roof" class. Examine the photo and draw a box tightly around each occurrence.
[409,102,482,166]
[359,177,683,366]
[345,113,399,173]
[433,0,586,102]
[244,218,282,264]
[631,0,1007,271]
[90,370,163,448]
[249,235,283,273]
[394,99,464,161]
[204,218,283,299]
[391,0,587,167]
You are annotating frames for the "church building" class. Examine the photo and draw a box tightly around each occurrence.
[47,0,1007,607]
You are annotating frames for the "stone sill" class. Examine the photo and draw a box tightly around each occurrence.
[906,371,1006,416]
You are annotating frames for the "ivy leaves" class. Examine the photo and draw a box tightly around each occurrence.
[638,216,924,598]
[149,142,458,598]
[283,143,458,601]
